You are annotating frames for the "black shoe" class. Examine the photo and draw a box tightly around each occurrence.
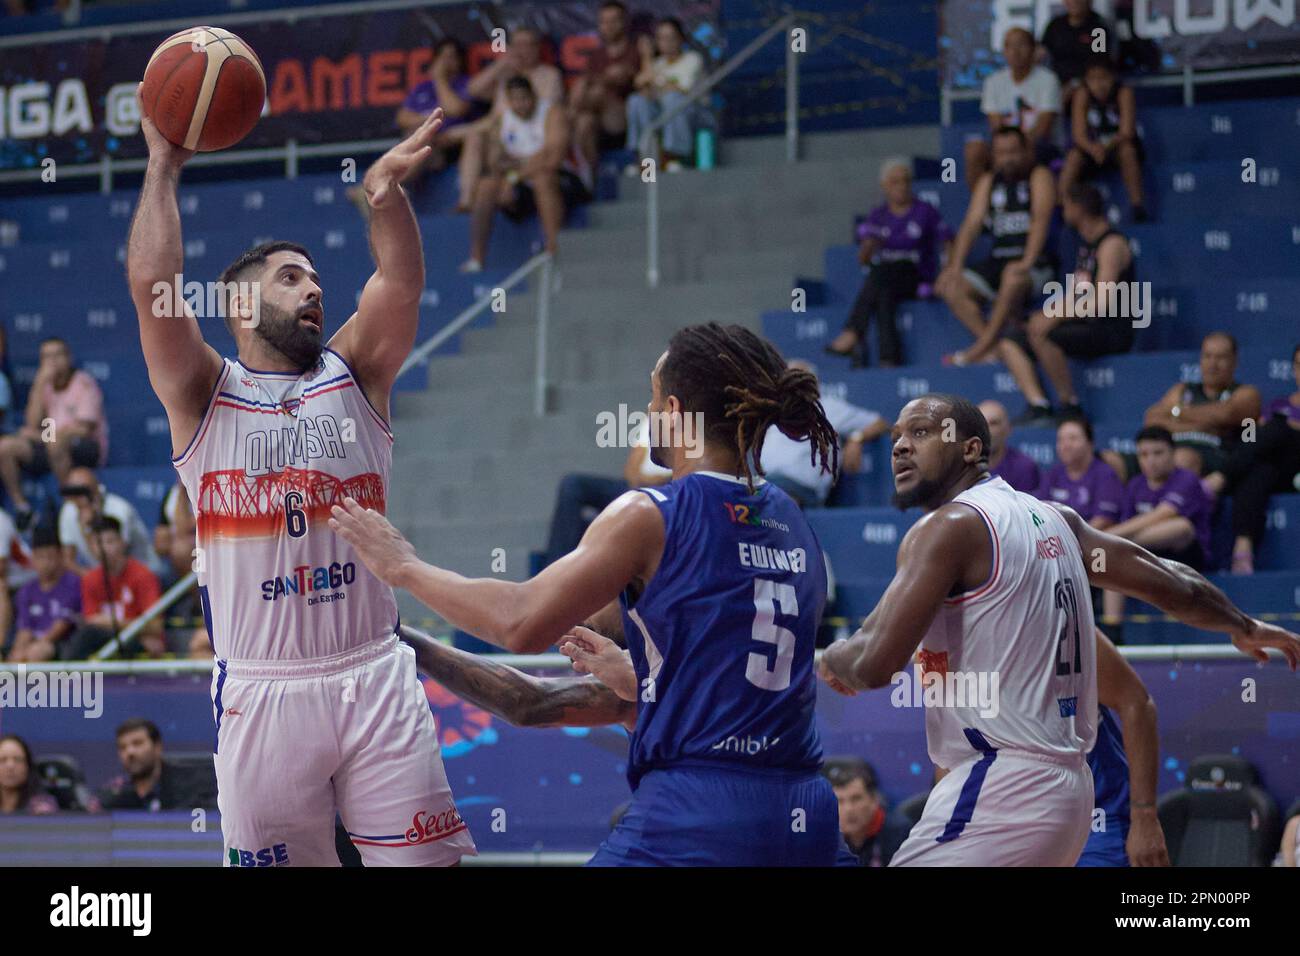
[1012,403,1054,426]
[1056,401,1085,422]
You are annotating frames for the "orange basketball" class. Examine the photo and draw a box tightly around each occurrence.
[141,26,265,152]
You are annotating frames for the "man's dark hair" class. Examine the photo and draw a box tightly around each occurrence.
[993,125,1028,147]
[90,514,123,536]
[39,335,69,352]
[1058,414,1095,445]
[1204,330,1239,357]
[658,16,687,40]
[504,75,536,97]
[0,734,44,809]
[115,718,162,745]
[31,525,61,550]
[928,393,991,465]
[1084,54,1117,75]
[1067,181,1105,219]
[822,756,879,794]
[599,0,628,12]
[217,240,314,333]
[659,323,839,492]
[1135,425,1175,447]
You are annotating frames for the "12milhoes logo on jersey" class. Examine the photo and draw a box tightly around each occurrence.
[261,560,357,603]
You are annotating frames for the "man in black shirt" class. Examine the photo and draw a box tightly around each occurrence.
[822,757,912,867]
[98,718,217,811]
[1041,0,1114,89]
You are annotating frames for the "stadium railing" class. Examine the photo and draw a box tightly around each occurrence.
[639,10,800,288]
[939,62,1300,125]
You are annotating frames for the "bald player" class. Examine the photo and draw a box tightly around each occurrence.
[979,399,1040,493]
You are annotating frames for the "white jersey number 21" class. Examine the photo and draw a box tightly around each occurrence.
[746,578,798,692]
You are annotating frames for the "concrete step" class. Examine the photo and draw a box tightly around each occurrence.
[718,125,939,166]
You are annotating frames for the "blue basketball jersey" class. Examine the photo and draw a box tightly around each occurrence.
[618,471,827,790]
[1087,705,1131,833]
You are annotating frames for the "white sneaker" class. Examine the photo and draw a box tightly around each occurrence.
[458,258,482,274]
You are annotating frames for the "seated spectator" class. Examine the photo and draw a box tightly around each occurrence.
[761,364,887,508]
[543,425,671,568]
[1203,344,1300,575]
[462,76,589,272]
[1139,332,1261,477]
[5,526,79,662]
[1058,58,1146,220]
[1102,426,1212,631]
[979,399,1040,493]
[58,465,158,576]
[460,26,566,211]
[0,336,108,529]
[822,757,911,867]
[1036,416,1124,530]
[964,28,1061,188]
[77,515,164,659]
[824,159,953,368]
[936,127,1056,367]
[1039,0,1115,104]
[351,38,487,214]
[0,734,58,816]
[159,481,213,659]
[98,718,218,812]
[999,183,1136,425]
[572,1,644,174]
[624,17,705,174]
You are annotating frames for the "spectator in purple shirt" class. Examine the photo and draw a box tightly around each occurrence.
[5,526,80,663]
[825,159,953,367]
[1204,344,1300,574]
[1036,416,1124,530]
[980,399,1041,492]
[1102,426,1212,632]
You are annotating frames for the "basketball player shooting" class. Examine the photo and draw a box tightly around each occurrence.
[818,394,1300,867]
[126,95,478,867]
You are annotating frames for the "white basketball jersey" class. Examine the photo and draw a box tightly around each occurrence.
[917,476,1097,769]
[174,348,398,661]
[501,100,552,160]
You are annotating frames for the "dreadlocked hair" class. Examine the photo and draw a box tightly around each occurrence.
[659,323,840,493]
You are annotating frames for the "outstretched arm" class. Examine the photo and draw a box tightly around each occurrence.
[1056,504,1300,668]
[329,110,445,418]
[331,490,664,654]
[819,505,989,692]
[125,86,223,450]
[1095,629,1169,867]
[399,625,635,730]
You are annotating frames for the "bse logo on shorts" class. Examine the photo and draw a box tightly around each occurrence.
[228,843,290,867]
[261,560,357,604]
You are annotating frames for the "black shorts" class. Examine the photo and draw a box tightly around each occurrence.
[963,256,1056,302]
[504,170,591,222]
[1072,137,1145,177]
[23,435,101,474]
[1005,317,1135,359]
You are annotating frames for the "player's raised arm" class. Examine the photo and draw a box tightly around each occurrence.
[331,489,664,655]
[1095,629,1170,867]
[125,86,223,443]
[398,625,636,730]
[819,505,988,692]
[329,109,446,417]
[1055,504,1300,668]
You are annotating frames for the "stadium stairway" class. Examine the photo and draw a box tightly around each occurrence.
[382,124,939,625]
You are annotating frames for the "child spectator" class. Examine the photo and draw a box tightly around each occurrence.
[1059,57,1146,221]
[77,515,164,659]
[5,526,80,662]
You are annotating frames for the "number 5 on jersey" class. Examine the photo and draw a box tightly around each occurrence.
[747,578,798,691]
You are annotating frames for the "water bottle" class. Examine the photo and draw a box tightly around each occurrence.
[695,128,715,170]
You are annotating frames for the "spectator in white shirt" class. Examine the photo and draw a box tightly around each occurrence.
[625,17,706,173]
[57,467,159,577]
[760,365,888,508]
[965,27,1062,187]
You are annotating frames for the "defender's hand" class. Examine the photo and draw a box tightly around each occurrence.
[363,108,445,208]
[136,85,196,169]
[328,497,419,588]
[560,626,638,702]
[1231,618,1300,669]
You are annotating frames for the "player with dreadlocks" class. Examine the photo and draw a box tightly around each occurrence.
[329,322,851,865]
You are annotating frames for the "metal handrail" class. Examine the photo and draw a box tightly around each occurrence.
[89,570,197,661]
[396,250,554,415]
[940,62,1300,124]
[640,11,799,288]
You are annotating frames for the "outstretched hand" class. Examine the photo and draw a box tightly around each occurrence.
[1232,618,1300,670]
[363,107,445,208]
[328,497,419,588]
[560,626,638,702]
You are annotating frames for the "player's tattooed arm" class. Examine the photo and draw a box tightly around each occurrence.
[1055,504,1300,669]
[398,626,636,730]
[1095,629,1170,867]
[820,506,986,692]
